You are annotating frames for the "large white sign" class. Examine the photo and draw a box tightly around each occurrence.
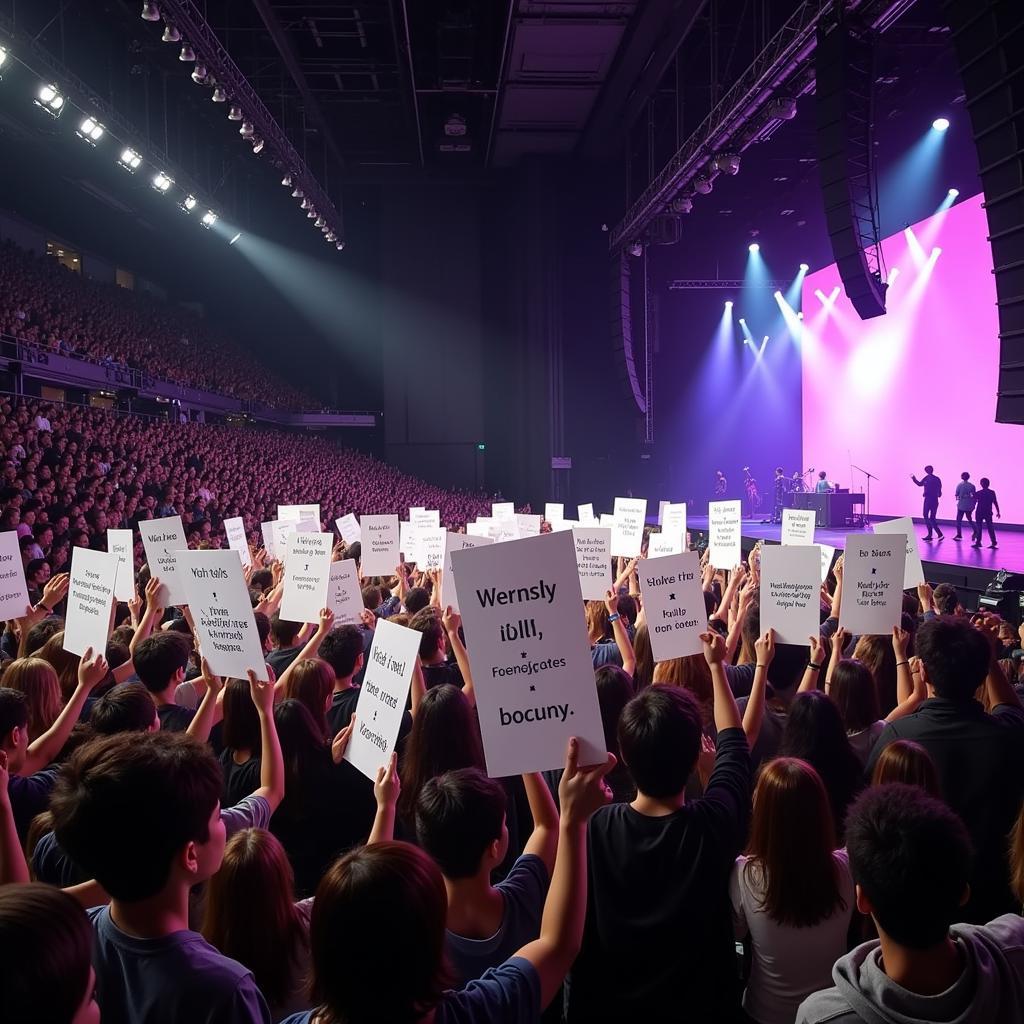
[63,547,118,657]
[873,517,926,590]
[328,559,363,625]
[760,545,822,645]
[839,536,907,636]
[709,500,743,569]
[335,514,362,545]
[647,531,682,559]
[181,550,268,681]
[107,528,135,602]
[223,517,252,568]
[820,543,837,582]
[139,516,189,606]
[450,531,605,777]
[260,521,277,560]
[418,528,447,572]
[492,502,516,522]
[544,503,564,526]
[638,551,706,661]
[571,527,613,601]
[442,532,493,612]
[280,532,333,623]
[577,503,596,525]
[410,508,440,531]
[782,509,816,547]
[611,497,647,558]
[346,618,421,781]
[662,502,687,549]
[399,521,420,564]
[278,504,320,526]
[360,515,400,576]
[516,514,542,538]
[0,531,30,620]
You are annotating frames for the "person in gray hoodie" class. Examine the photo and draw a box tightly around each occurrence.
[797,784,1024,1024]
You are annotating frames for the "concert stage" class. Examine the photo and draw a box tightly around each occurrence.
[685,515,1024,607]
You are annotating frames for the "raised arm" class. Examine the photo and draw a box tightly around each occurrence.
[442,606,476,708]
[129,577,164,658]
[604,589,636,679]
[248,668,285,812]
[0,752,29,884]
[726,576,757,662]
[742,629,774,746]
[409,658,426,718]
[799,632,828,693]
[186,658,225,743]
[521,770,560,877]
[274,607,335,699]
[984,634,1021,710]
[702,630,743,734]
[368,752,399,845]
[824,626,850,689]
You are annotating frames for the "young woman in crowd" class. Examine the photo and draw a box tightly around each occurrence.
[219,677,264,808]
[870,738,941,796]
[0,657,62,739]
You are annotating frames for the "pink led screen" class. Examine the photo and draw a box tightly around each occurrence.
[801,192,1023,524]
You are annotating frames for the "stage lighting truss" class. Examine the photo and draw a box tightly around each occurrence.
[76,116,105,144]
[201,210,217,228]
[179,193,197,213]
[0,45,8,69]
[118,146,143,172]
[152,171,174,193]
[35,83,65,117]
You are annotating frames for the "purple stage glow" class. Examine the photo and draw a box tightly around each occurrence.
[802,193,1023,525]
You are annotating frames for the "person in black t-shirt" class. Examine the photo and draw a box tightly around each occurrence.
[971,477,1001,548]
[132,632,195,734]
[408,607,464,690]
[266,615,307,676]
[911,465,944,541]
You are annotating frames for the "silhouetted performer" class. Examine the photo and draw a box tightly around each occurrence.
[953,472,977,541]
[911,465,943,540]
[714,470,727,496]
[972,478,1001,549]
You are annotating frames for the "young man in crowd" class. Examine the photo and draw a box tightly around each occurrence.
[132,632,197,733]
[797,784,1024,1022]
[265,614,306,675]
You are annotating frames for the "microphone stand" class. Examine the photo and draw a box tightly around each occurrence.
[850,464,878,526]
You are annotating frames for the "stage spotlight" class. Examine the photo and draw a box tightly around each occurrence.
[211,85,226,103]
[693,175,713,195]
[738,317,746,325]
[35,84,65,116]
[713,152,740,175]
[799,262,809,272]
[190,64,207,84]
[292,188,304,199]
[767,96,797,120]
[227,105,242,121]
[141,2,161,20]
[179,194,197,213]
[281,173,293,187]
[797,312,804,320]
[773,290,782,299]
[671,195,693,214]
[336,241,345,251]
[948,187,959,198]
[161,24,180,43]
[229,232,242,246]
[179,43,195,62]
[118,147,143,171]
[306,208,317,219]
[300,197,311,210]
[0,45,8,68]
[748,243,760,254]
[326,231,336,242]
[201,210,217,228]
[251,137,264,154]
[315,216,325,228]
[932,117,950,131]
[239,121,254,139]
[725,300,733,309]
[76,117,105,143]
[152,171,173,193]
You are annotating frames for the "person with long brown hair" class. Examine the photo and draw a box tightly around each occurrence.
[730,758,854,1024]
[1,657,62,740]
[870,739,941,797]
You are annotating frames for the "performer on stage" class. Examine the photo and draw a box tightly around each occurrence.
[714,470,727,496]
[953,472,977,541]
[815,470,833,493]
[911,464,944,541]
[790,471,806,494]
[772,467,788,524]
[972,477,1001,549]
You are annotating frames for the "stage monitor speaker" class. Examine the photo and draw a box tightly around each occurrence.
[942,0,1024,424]
[610,251,647,414]
[815,19,888,320]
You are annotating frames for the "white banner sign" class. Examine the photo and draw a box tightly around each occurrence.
[577,503,596,525]
[782,508,816,547]
[839,535,907,636]
[181,550,268,681]
[63,547,118,657]
[544,503,564,525]
[820,543,837,582]
[709,500,742,569]
[516,514,542,538]
[760,545,822,645]
[442,532,494,612]
[278,504,320,526]
[662,502,687,549]
[260,521,277,560]
[647,531,681,559]
[872,517,926,590]
[492,502,516,521]
[335,514,362,545]
[360,515,400,576]
[399,521,420,564]
[451,531,605,777]
[611,497,647,558]
[346,618,421,781]
[0,531,30,620]
[571,527,613,601]
[418,527,447,572]
[410,508,440,530]
[328,559,363,625]
[107,528,135,602]
[139,516,188,606]
[638,551,706,661]
[280,532,333,623]
[223,517,252,568]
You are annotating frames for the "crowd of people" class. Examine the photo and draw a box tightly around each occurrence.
[0,240,319,409]
[2,379,1024,1021]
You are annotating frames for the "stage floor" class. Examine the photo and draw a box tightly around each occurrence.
[685,516,1024,575]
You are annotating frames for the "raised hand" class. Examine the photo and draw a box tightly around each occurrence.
[41,572,70,610]
[318,606,335,633]
[358,608,377,631]
[557,737,616,827]
[374,751,400,808]
[442,605,462,636]
[808,632,827,667]
[78,646,109,690]
[755,628,777,667]
[331,713,356,765]
[200,656,224,698]
[892,624,910,659]
[247,667,275,716]
[700,630,727,666]
[604,588,620,615]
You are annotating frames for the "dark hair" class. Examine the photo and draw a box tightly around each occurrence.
[23,617,63,656]
[250,568,273,592]
[409,607,445,660]
[846,784,972,948]
[222,677,262,753]
[318,625,364,679]
[779,691,863,839]
[50,731,222,901]
[0,687,29,735]
[253,610,271,649]
[596,665,634,761]
[870,739,941,797]
[90,682,157,735]
[361,584,384,610]
[285,658,334,740]
[980,477,990,488]
[829,660,880,733]
[398,684,484,822]
[745,758,846,927]
[273,699,333,822]
[0,883,94,1023]
[924,465,934,474]
[961,472,970,481]
[309,842,452,1022]
[915,617,989,701]
[616,594,638,627]
[133,632,192,694]
[404,586,430,615]
[270,614,303,648]
[415,768,507,878]
[632,623,654,690]
[931,584,959,616]
[618,687,703,798]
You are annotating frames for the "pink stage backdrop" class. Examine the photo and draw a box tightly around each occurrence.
[801,193,1023,524]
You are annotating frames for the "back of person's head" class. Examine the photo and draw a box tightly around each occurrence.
[284,658,334,739]
[253,610,271,651]
[310,841,451,1022]
[618,686,702,798]
[89,682,158,735]
[317,625,364,680]
[932,583,959,616]
[652,656,712,724]
[270,614,303,649]
[632,622,654,690]
[274,699,330,813]
[0,687,29,751]
[133,631,192,695]
[846,784,972,948]
[961,471,970,482]
[870,739,941,797]
[222,677,261,753]
[250,568,273,592]
[596,665,634,759]
[745,758,844,927]
[851,633,898,715]
[24,616,63,656]
[399,684,484,820]
[361,584,383,610]
[585,599,611,640]
[0,657,61,740]
[404,586,430,615]
[409,607,445,660]
[980,477,990,488]
[925,465,934,474]
[415,768,507,879]
[50,730,223,901]
[0,883,95,1024]
[829,659,881,733]
[617,594,637,627]
[202,828,303,1010]
[37,632,80,701]
[766,641,808,695]
[915,617,989,701]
